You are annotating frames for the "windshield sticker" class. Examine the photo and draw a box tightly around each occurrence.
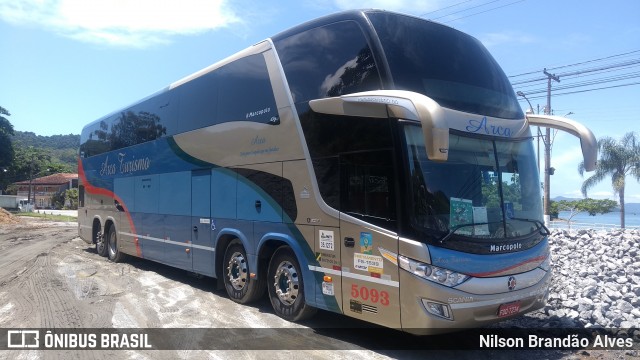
[504,202,515,219]
[319,230,335,251]
[360,232,373,254]
[354,253,383,274]
[472,207,490,235]
[450,198,473,235]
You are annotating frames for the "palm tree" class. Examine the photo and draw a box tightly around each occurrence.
[579,131,640,228]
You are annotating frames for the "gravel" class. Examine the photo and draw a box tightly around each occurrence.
[495,228,640,333]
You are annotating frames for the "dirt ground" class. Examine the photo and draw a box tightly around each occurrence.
[0,214,634,359]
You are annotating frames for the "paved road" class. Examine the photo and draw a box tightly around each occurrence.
[32,209,78,217]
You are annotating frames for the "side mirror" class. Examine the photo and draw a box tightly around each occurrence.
[526,114,597,171]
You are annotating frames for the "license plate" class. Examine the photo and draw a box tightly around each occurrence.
[497,301,521,317]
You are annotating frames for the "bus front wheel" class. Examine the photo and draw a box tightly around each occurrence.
[223,241,265,304]
[267,246,317,322]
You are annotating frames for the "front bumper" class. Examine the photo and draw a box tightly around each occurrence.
[399,267,550,335]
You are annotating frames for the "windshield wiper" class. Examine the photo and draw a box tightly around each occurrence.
[509,217,551,236]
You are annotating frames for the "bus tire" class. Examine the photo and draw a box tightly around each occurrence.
[223,241,265,304]
[107,226,125,263]
[95,231,108,257]
[267,246,317,322]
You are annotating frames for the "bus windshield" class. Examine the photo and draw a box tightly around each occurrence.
[403,125,544,241]
[368,11,523,120]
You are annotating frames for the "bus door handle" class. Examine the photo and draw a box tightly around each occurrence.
[193,226,198,232]
[344,237,355,247]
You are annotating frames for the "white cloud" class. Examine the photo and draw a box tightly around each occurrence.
[0,0,240,47]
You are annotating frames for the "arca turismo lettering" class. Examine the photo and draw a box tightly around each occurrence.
[465,117,512,137]
[100,152,151,176]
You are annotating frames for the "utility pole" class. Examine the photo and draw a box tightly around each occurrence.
[543,68,560,223]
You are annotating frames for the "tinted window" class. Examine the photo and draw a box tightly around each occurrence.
[80,114,117,158]
[368,12,523,120]
[80,91,174,157]
[177,71,219,133]
[218,54,278,124]
[80,53,277,158]
[275,21,381,104]
[302,113,396,230]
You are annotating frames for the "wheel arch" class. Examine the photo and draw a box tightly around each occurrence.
[258,233,316,307]
[103,216,117,238]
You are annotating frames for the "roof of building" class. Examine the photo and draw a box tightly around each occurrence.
[14,173,78,186]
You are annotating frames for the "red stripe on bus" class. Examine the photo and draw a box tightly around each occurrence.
[78,158,142,257]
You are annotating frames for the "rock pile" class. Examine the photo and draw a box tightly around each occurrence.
[499,228,640,329]
[546,228,640,329]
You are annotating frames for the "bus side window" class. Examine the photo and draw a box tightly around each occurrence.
[274,20,382,105]
[340,150,396,230]
[301,113,397,231]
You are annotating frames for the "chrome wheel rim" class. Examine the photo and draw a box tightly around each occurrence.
[273,260,299,306]
[227,251,248,291]
[96,235,105,254]
[108,231,117,258]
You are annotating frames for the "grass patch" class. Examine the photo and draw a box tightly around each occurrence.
[17,212,77,222]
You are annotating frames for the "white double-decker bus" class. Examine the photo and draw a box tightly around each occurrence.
[78,10,597,333]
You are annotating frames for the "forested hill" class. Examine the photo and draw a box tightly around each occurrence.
[12,131,79,149]
[12,131,80,170]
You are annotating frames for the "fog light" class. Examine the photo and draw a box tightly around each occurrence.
[422,299,453,320]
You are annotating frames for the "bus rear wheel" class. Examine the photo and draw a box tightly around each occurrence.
[95,231,108,257]
[107,226,125,263]
[222,241,265,304]
[267,246,316,322]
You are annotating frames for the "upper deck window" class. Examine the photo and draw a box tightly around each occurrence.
[274,20,382,104]
[368,12,523,120]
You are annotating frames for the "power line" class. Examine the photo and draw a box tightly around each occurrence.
[429,0,503,20]
[511,58,640,85]
[441,0,527,23]
[419,0,474,16]
[512,50,640,103]
[509,50,640,78]
[521,81,640,101]
[421,0,527,23]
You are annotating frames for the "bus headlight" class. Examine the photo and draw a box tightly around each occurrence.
[398,255,469,287]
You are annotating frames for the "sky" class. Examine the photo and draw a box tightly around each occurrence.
[1,0,639,203]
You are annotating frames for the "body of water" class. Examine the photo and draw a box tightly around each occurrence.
[554,210,640,229]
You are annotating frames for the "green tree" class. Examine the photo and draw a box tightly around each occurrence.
[51,190,66,209]
[0,106,15,191]
[4,146,56,185]
[65,188,78,210]
[579,131,640,228]
[550,199,618,225]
